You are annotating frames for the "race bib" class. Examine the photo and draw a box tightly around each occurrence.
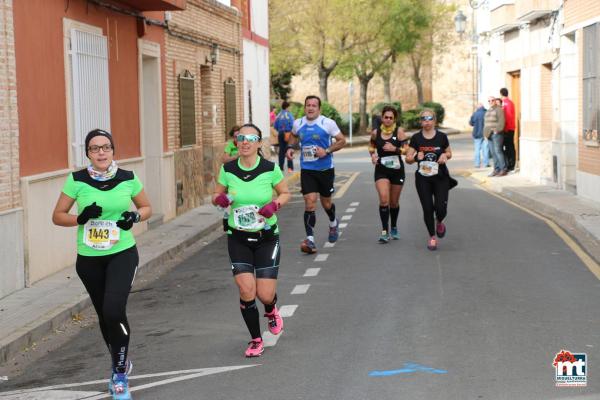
[83,220,120,250]
[380,155,401,169]
[302,146,317,162]
[233,205,265,231]
[418,161,439,177]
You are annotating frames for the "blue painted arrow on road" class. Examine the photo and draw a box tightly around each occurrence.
[369,363,447,377]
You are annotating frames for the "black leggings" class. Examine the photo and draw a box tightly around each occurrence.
[415,174,450,236]
[76,246,139,372]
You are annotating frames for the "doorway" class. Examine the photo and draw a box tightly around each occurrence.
[140,44,164,227]
[510,72,521,166]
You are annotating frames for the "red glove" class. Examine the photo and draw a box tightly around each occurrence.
[214,193,231,208]
[258,201,279,218]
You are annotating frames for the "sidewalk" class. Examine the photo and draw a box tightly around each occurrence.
[466,168,600,267]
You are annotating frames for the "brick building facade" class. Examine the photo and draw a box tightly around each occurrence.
[165,0,243,214]
[0,0,24,298]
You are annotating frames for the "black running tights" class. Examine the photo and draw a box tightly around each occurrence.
[76,246,138,373]
[415,174,450,237]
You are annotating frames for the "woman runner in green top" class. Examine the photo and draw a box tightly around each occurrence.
[52,129,151,400]
[213,123,291,357]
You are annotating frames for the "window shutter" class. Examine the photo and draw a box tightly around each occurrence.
[70,29,111,166]
[179,71,196,146]
[224,78,237,137]
[583,24,599,142]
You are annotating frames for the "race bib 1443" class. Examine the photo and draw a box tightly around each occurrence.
[83,220,120,250]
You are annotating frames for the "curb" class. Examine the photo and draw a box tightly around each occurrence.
[468,173,600,266]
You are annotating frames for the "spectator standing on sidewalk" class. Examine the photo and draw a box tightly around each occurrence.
[483,97,507,177]
[274,101,295,172]
[52,129,152,400]
[500,88,516,171]
[469,103,489,168]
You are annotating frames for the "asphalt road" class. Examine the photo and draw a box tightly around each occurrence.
[1,134,599,399]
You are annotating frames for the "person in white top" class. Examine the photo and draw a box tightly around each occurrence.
[286,95,346,253]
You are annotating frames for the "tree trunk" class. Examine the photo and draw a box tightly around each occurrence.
[382,72,391,103]
[318,68,330,102]
[358,76,370,134]
[410,54,424,105]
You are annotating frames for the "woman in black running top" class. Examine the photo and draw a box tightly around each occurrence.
[368,105,408,243]
[406,109,457,251]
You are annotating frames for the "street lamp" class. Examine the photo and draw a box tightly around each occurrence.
[454,10,467,38]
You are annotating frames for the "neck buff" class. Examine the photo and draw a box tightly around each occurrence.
[380,123,396,136]
[87,160,118,181]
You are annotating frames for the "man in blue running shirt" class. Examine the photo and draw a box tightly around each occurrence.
[286,95,346,254]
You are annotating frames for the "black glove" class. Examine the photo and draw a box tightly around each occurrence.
[116,211,140,231]
[77,202,102,225]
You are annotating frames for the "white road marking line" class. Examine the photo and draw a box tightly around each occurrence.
[350,202,359,206]
[314,254,329,262]
[338,223,348,228]
[303,268,321,277]
[323,242,335,248]
[291,284,310,294]
[345,207,356,213]
[0,390,102,400]
[279,305,298,317]
[333,172,360,199]
[341,215,352,221]
[0,366,258,398]
[262,331,282,347]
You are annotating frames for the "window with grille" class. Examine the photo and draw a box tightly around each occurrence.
[179,71,196,146]
[224,78,237,138]
[69,29,111,166]
[583,23,599,145]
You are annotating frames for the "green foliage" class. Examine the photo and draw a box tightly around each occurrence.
[340,112,361,134]
[421,101,445,125]
[320,101,343,127]
[271,71,294,101]
[371,101,402,120]
[288,102,305,119]
[401,108,423,130]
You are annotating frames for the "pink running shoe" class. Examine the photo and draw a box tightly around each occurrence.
[436,221,446,238]
[427,236,437,251]
[245,338,264,357]
[264,306,284,335]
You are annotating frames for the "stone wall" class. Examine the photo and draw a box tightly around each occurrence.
[289,57,432,117]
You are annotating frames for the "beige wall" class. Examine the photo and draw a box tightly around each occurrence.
[565,1,600,178]
[432,0,475,131]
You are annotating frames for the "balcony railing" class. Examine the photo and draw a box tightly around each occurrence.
[516,0,559,22]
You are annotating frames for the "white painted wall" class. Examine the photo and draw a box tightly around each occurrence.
[242,0,270,142]
[214,0,231,7]
[0,209,24,299]
[250,0,268,39]
[243,41,270,138]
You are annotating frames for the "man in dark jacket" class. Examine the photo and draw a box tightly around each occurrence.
[469,103,488,168]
